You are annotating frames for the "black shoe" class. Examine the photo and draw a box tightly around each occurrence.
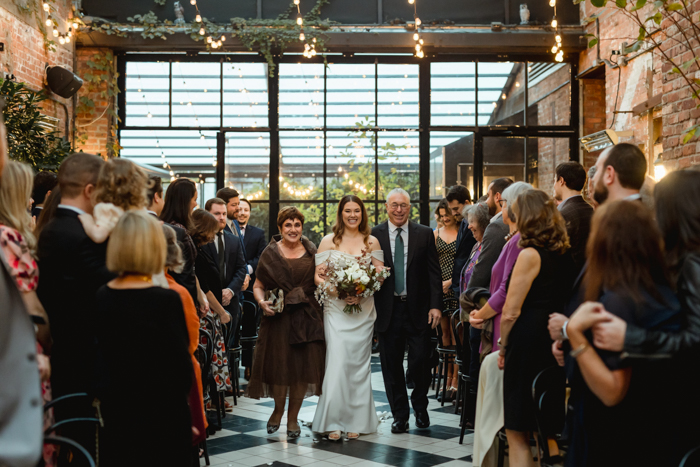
[415,410,430,429]
[391,419,409,433]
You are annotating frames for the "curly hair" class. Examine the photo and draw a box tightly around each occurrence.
[191,209,220,246]
[332,195,370,247]
[94,159,148,211]
[513,189,569,254]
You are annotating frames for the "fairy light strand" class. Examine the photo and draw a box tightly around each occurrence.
[550,0,563,62]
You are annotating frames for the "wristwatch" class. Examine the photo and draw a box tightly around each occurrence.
[561,320,569,341]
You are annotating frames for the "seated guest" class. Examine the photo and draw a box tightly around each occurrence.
[192,209,234,409]
[31,170,57,220]
[146,175,165,218]
[564,201,680,467]
[497,190,571,467]
[96,211,192,467]
[162,224,207,450]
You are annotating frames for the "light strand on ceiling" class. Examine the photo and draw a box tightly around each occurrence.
[411,0,424,58]
[549,0,563,62]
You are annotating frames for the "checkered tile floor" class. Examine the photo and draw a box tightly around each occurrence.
[201,356,474,467]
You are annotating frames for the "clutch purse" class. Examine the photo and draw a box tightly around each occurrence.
[265,289,285,314]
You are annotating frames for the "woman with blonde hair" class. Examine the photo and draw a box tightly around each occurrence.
[96,211,193,467]
[497,190,573,467]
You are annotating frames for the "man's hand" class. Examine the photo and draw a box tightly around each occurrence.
[38,354,51,382]
[548,313,568,341]
[552,341,565,367]
[442,280,452,294]
[242,274,250,291]
[592,312,626,352]
[469,310,484,329]
[222,289,233,307]
[428,309,441,329]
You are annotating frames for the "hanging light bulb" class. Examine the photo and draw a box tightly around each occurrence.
[58,36,65,44]
[551,45,558,53]
[163,162,168,168]
[199,27,205,35]
[312,37,316,43]
[555,34,562,43]
[147,111,152,118]
[42,2,49,11]
[417,49,424,58]
[413,32,419,41]
[415,44,421,51]
[67,29,72,37]
[220,35,226,41]
[415,17,421,26]
[52,28,59,37]
[207,36,212,43]
[195,14,201,22]
[299,31,305,41]
[551,18,558,28]
[45,17,52,27]
[419,38,424,45]
[408,0,414,3]
[73,21,79,29]
[65,35,70,43]
[190,0,196,4]
[296,14,303,26]
[294,0,300,4]
[211,41,218,48]
[217,40,222,47]
[549,0,556,6]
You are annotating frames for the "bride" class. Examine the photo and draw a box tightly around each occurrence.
[312,195,386,441]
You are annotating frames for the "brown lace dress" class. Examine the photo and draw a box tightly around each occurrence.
[247,236,326,399]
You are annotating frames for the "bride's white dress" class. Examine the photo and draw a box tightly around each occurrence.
[312,250,382,435]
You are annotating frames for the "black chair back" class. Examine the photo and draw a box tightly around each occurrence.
[532,365,566,462]
[680,446,700,467]
[44,436,95,467]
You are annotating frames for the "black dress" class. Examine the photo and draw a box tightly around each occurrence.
[503,247,570,432]
[96,286,192,467]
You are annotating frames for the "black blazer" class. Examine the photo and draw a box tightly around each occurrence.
[242,224,266,284]
[201,230,247,315]
[372,221,443,333]
[36,207,117,395]
[559,195,594,274]
[451,219,477,295]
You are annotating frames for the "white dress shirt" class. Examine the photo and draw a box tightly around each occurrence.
[57,204,86,216]
[388,220,408,296]
[624,193,642,201]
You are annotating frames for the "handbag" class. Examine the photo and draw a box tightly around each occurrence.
[264,289,285,314]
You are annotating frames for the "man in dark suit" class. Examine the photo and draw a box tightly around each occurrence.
[446,185,476,297]
[217,187,250,290]
[204,198,248,339]
[553,161,594,275]
[36,153,116,459]
[237,198,266,285]
[31,170,57,220]
[372,188,442,433]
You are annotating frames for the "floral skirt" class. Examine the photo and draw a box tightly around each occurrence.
[200,312,232,392]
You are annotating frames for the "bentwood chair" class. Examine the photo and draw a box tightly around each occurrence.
[531,365,567,466]
[43,392,102,465]
[194,342,211,466]
[680,446,700,467]
[435,300,458,406]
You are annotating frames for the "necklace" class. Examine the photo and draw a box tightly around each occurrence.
[121,273,153,283]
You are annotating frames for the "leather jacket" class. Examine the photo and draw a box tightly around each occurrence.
[624,252,700,357]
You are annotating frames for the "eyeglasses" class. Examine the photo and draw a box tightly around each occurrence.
[388,203,410,211]
[498,199,507,208]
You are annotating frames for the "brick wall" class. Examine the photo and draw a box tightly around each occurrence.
[580,78,606,169]
[578,0,699,176]
[0,0,74,136]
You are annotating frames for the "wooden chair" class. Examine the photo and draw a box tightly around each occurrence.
[435,302,457,407]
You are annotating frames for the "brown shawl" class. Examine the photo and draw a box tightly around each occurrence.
[255,235,324,345]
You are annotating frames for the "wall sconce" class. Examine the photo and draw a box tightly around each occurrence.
[579,129,633,152]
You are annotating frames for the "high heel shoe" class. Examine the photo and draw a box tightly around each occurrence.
[287,428,301,439]
[267,423,280,434]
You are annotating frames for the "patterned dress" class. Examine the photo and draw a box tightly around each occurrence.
[436,230,458,312]
[0,225,56,467]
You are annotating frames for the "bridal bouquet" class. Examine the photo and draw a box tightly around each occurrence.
[315,249,391,314]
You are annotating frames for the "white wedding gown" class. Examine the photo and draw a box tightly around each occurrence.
[312,250,382,435]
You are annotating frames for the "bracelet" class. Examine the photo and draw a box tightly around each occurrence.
[570,343,590,358]
[561,320,569,341]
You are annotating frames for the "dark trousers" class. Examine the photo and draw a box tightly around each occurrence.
[378,298,432,421]
[468,325,482,384]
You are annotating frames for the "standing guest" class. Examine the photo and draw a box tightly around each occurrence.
[162,224,207,450]
[459,203,490,301]
[96,211,192,467]
[434,198,459,402]
[447,185,476,298]
[372,188,442,433]
[248,207,325,438]
[553,161,594,274]
[563,201,680,467]
[160,178,208,313]
[0,115,42,467]
[34,187,61,238]
[192,209,234,406]
[146,175,165,218]
[216,188,250,285]
[465,178,513,390]
[497,190,571,467]
[36,153,116,460]
[237,198,267,377]
[31,171,57,220]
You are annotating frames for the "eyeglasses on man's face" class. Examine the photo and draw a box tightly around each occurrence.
[388,203,410,211]
[498,199,507,208]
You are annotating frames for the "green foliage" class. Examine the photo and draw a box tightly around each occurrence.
[127,11,174,39]
[0,79,73,170]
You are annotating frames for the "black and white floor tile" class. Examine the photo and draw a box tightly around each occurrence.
[201,356,474,467]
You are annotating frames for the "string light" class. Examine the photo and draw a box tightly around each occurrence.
[549,0,563,61]
[45,17,52,27]
[42,2,49,11]
[52,29,59,37]
[195,14,202,22]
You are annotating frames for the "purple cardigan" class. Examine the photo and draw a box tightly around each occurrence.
[487,232,523,351]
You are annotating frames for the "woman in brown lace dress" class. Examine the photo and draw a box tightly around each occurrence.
[248,207,325,438]
[434,198,459,401]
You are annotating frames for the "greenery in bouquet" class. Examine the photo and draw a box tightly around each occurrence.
[315,249,391,314]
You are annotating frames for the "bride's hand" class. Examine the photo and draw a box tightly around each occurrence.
[344,296,360,305]
[378,266,389,284]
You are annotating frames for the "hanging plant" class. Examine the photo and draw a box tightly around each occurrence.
[0,79,73,170]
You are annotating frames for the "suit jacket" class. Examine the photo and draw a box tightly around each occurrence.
[31,206,42,220]
[202,230,247,316]
[372,221,443,333]
[226,219,247,259]
[241,224,266,284]
[169,223,197,304]
[0,249,43,467]
[36,208,116,396]
[452,218,477,295]
[559,195,594,274]
[466,213,509,290]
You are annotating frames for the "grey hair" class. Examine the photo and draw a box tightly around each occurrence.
[463,203,490,236]
[162,224,184,273]
[385,187,410,202]
[588,165,597,179]
[502,181,534,223]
